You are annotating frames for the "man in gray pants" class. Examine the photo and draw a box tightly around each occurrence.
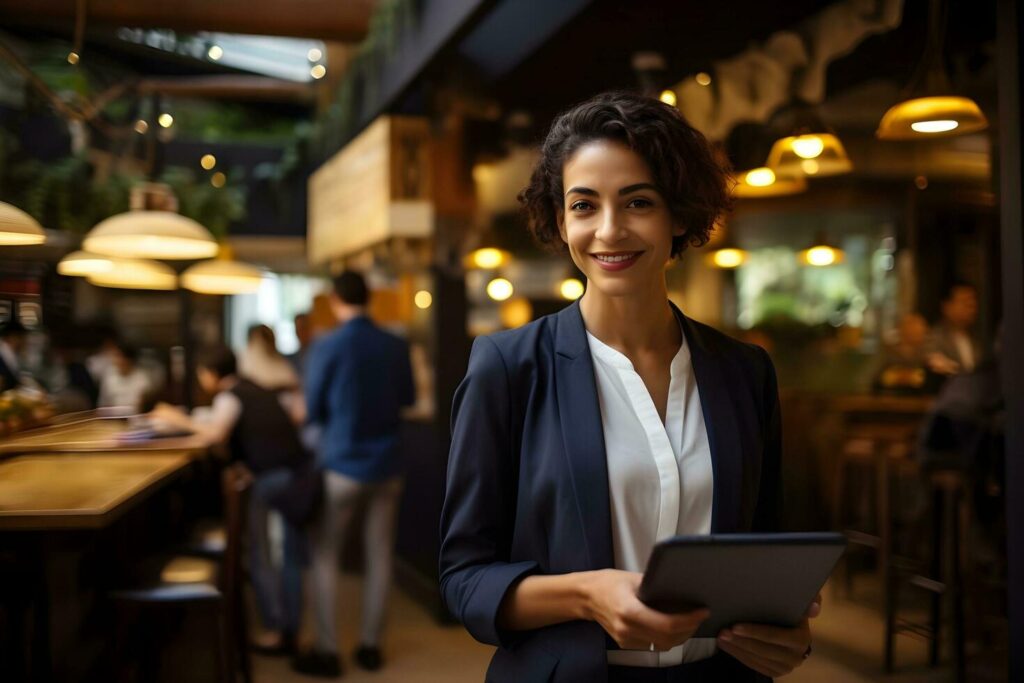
[292,272,415,678]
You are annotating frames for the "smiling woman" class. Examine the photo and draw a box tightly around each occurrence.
[440,91,814,683]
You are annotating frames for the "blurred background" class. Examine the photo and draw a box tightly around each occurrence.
[0,0,1021,681]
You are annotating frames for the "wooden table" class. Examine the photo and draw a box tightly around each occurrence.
[0,415,212,458]
[0,453,191,530]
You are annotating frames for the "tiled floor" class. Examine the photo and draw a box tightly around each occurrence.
[255,575,951,682]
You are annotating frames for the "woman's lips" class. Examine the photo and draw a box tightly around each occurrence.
[590,251,642,272]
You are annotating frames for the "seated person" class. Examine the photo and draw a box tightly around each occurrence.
[98,342,152,412]
[151,346,311,655]
[872,313,938,394]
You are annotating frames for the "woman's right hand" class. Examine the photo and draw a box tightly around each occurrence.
[580,569,709,651]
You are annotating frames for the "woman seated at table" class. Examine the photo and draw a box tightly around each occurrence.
[151,346,310,655]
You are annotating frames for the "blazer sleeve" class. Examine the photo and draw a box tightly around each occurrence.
[439,336,538,648]
[752,346,783,532]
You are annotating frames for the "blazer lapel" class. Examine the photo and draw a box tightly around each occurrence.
[554,302,615,570]
[675,306,744,533]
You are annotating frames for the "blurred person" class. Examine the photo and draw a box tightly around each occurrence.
[97,342,152,412]
[872,312,934,393]
[48,333,99,412]
[926,282,981,375]
[287,312,313,375]
[0,320,28,391]
[151,346,313,655]
[440,92,813,682]
[240,324,300,392]
[292,271,415,678]
[86,328,120,383]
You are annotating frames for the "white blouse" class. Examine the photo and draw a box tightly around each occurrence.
[586,329,716,667]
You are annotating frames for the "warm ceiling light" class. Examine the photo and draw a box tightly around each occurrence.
[744,167,776,187]
[414,290,433,309]
[307,47,323,62]
[84,211,218,260]
[67,51,80,65]
[559,278,585,300]
[57,251,113,277]
[800,245,844,267]
[659,89,677,107]
[0,202,46,246]
[87,257,177,290]
[181,259,264,295]
[499,298,532,328]
[695,72,712,86]
[310,64,327,80]
[210,172,226,188]
[767,133,851,177]
[467,247,510,270]
[207,45,223,60]
[134,119,148,134]
[158,113,174,128]
[709,248,748,269]
[877,97,985,139]
[200,154,217,170]
[790,135,825,159]
[486,278,514,301]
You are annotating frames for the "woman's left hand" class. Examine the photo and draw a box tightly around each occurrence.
[716,593,821,678]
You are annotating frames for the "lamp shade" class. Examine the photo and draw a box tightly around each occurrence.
[181,259,264,295]
[707,248,749,269]
[84,211,218,260]
[87,258,177,290]
[766,133,852,177]
[0,202,46,246]
[57,251,114,277]
[875,96,988,140]
[732,167,807,198]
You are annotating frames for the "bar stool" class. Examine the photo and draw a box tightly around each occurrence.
[110,464,252,683]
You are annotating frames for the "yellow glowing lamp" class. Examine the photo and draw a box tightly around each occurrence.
[87,257,177,290]
[465,247,511,270]
[732,168,807,198]
[84,211,219,260]
[486,277,514,301]
[708,248,748,269]
[181,259,264,295]
[499,298,533,328]
[0,202,46,245]
[414,290,433,309]
[559,278,585,300]
[876,96,987,140]
[659,89,677,107]
[57,251,114,277]
[799,245,843,267]
[767,133,852,177]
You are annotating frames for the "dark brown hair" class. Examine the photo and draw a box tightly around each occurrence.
[518,91,732,257]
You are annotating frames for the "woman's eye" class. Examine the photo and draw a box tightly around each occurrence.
[627,197,654,209]
[570,200,594,211]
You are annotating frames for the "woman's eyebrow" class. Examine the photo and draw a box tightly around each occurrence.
[618,183,658,195]
[564,186,597,197]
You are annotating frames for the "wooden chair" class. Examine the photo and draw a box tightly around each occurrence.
[110,463,252,683]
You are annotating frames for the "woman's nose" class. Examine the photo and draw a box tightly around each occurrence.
[594,207,627,244]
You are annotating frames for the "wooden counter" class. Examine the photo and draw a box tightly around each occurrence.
[0,453,190,530]
[0,414,212,458]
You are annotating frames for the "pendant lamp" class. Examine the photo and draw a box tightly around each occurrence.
[732,167,808,198]
[766,101,852,177]
[798,232,844,267]
[181,259,264,295]
[84,211,219,260]
[57,250,113,277]
[876,0,987,140]
[87,257,177,290]
[464,247,512,270]
[0,202,46,246]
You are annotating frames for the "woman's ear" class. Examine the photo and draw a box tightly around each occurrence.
[671,221,686,238]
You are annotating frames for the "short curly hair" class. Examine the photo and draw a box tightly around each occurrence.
[518,91,732,257]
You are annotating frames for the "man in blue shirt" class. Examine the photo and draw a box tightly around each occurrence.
[293,271,415,678]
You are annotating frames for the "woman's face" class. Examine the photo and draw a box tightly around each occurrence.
[558,139,682,299]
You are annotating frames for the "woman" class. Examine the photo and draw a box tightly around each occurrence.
[439,92,818,682]
[240,324,304,422]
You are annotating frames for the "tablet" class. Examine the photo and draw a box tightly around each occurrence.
[637,532,846,638]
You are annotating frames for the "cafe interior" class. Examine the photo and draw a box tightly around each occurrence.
[0,0,1021,681]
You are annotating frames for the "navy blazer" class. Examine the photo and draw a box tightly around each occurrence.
[440,301,781,683]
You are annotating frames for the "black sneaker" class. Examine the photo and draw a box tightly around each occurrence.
[291,650,342,678]
[354,645,382,671]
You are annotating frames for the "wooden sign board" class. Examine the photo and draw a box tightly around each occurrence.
[308,116,433,264]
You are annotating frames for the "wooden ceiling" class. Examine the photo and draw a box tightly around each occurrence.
[0,0,377,42]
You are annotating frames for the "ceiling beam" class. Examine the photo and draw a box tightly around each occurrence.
[137,75,316,104]
[0,0,377,42]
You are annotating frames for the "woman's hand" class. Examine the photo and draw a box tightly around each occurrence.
[716,593,821,677]
[581,569,709,651]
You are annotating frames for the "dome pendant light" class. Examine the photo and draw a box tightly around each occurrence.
[181,259,264,295]
[876,0,987,140]
[799,232,844,267]
[57,250,113,276]
[87,257,177,290]
[0,202,46,246]
[84,211,219,260]
[766,101,852,177]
